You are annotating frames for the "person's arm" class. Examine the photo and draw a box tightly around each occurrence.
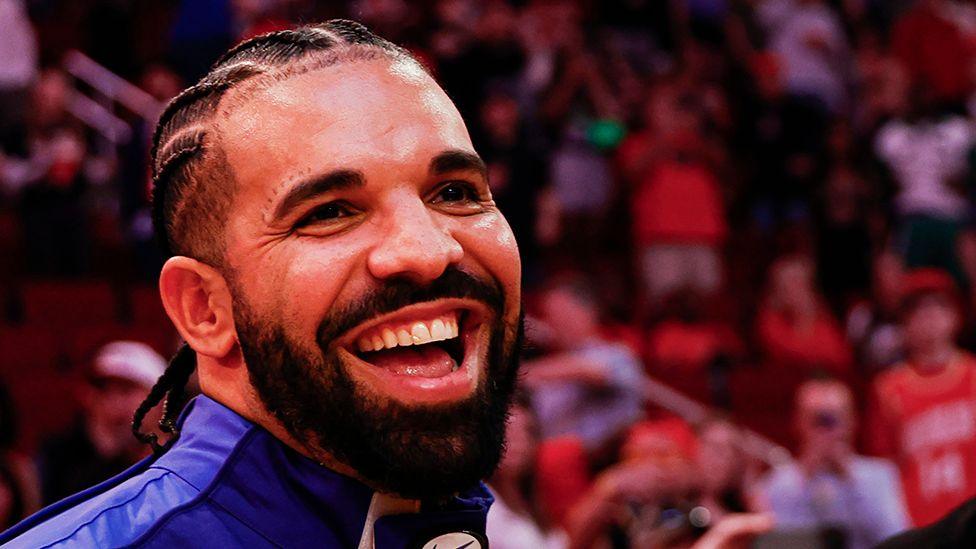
[564,461,697,549]
[521,354,611,387]
[851,460,911,544]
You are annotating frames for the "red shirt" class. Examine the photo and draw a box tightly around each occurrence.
[755,306,852,374]
[867,354,976,526]
[631,160,727,247]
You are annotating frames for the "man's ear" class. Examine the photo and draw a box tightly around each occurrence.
[159,256,237,360]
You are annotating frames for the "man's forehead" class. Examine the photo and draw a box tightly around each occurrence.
[799,383,851,411]
[215,59,474,192]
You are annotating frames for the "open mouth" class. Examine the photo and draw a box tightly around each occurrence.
[334,299,490,401]
[353,311,468,377]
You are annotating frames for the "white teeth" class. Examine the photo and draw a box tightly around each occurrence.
[354,315,462,354]
[411,322,432,344]
[430,319,446,340]
[358,338,373,353]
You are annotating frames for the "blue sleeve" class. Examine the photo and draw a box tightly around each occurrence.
[4,468,199,549]
[605,346,646,395]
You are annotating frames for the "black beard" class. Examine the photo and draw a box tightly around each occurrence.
[231,267,521,500]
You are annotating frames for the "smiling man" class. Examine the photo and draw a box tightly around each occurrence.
[0,20,522,549]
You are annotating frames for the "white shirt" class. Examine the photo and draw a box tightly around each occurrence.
[875,116,975,219]
[486,490,567,549]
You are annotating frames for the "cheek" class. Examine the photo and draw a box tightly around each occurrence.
[455,212,521,310]
[249,240,365,341]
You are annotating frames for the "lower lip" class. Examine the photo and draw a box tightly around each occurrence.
[337,323,484,404]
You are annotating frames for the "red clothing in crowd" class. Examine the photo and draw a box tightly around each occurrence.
[891,4,976,104]
[631,160,728,247]
[867,354,976,526]
[755,306,852,374]
[646,320,740,374]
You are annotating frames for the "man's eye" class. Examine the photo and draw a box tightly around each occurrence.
[296,202,351,226]
[435,182,476,203]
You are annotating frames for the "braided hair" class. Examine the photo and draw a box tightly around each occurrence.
[133,19,423,452]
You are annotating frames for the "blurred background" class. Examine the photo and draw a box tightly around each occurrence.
[3,0,976,546]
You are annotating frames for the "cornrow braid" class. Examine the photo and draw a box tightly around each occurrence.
[131,345,196,453]
[135,19,425,451]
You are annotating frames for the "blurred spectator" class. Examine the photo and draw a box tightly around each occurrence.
[759,378,909,549]
[562,416,699,548]
[645,289,741,375]
[852,26,908,132]
[846,252,907,372]
[867,269,976,526]
[17,125,92,276]
[756,255,853,375]
[0,0,37,157]
[434,0,526,120]
[760,0,851,114]
[694,417,757,521]
[38,341,165,505]
[523,279,647,453]
[732,51,828,232]
[622,80,728,302]
[563,416,763,548]
[814,119,882,313]
[535,3,623,271]
[487,400,567,549]
[0,382,39,529]
[473,87,547,280]
[874,83,976,287]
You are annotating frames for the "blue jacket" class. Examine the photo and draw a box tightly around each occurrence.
[0,396,493,548]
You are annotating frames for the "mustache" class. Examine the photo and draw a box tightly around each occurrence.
[316,266,505,346]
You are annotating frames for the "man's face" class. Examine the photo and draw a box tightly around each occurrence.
[796,382,854,448]
[85,377,151,456]
[215,58,522,498]
[905,295,958,353]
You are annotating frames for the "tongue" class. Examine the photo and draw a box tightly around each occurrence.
[365,344,456,378]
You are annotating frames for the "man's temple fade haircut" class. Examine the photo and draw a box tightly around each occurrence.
[137,19,424,452]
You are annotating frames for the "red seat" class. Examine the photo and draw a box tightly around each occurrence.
[3,369,80,453]
[0,325,64,374]
[128,285,173,328]
[21,280,119,326]
[66,323,180,369]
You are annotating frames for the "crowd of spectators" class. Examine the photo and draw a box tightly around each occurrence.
[5,0,976,546]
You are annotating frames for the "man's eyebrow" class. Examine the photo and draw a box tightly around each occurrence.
[272,169,365,221]
[429,150,488,179]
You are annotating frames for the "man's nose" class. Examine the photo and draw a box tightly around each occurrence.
[366,199,464,284]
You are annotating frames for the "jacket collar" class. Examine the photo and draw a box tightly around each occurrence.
[163,396,492,548]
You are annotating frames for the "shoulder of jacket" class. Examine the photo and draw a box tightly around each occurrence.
[4,468,199,549]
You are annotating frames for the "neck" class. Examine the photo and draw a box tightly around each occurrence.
[200,378,367,487]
